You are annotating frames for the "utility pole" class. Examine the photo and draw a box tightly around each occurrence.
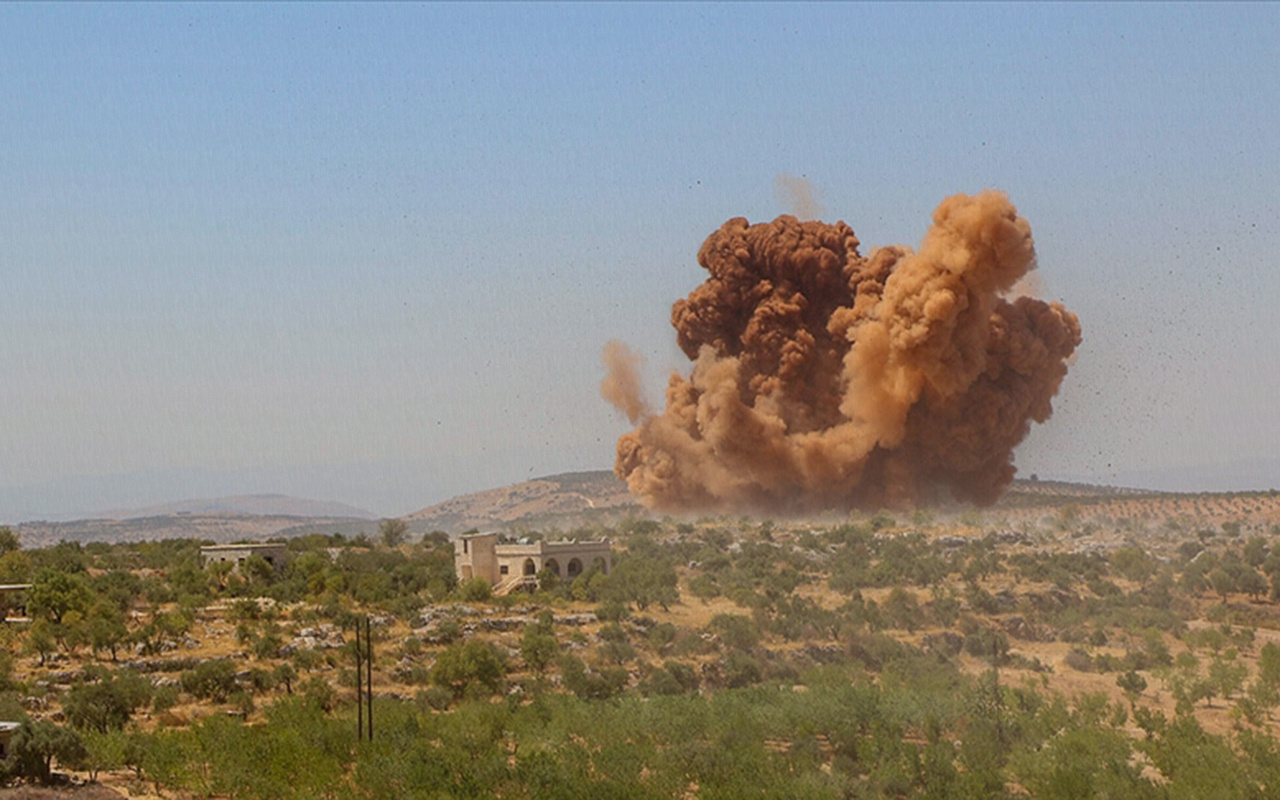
[365,616,374,741]
[354,616,374,741]
[355,619,364,740]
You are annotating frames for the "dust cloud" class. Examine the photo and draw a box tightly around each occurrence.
[772,173,825,220]
[600,340,650,425]
[602,190,1082,514]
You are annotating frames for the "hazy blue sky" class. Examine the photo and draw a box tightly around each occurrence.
[2,3,1278,520]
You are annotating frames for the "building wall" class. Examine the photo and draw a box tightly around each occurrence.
[456,534,610,586]
[455,533,499,583]
[0,723,18,759]
[200,544,290,571]
[527,541,611,580]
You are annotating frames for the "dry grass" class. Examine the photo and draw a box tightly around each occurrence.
[0,786,129,799]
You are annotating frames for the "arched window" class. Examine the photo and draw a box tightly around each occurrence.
[545,558,561,577]
[567,558,582,577]
[523,558,536,576]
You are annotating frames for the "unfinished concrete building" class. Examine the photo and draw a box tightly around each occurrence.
[200,542,290,571]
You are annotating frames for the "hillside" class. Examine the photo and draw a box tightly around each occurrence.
[406,470,641,534]
[404,469,1193,535]
[407,470,1280,536]
[994,481,1280,528]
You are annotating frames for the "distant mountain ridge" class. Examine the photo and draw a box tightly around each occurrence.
[14,511,380,550]
[10,494,380,550]
[94,493,377,521]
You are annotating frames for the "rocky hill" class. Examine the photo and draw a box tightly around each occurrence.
[406,470,641,535]
[406,470,1280,537]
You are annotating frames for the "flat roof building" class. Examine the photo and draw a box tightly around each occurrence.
[0,721,20,759]
[455,532,611,595]
[200,543,289,571]
[0,586,30,621]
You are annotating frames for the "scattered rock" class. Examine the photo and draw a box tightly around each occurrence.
[282,624,345,654]
[553,613,596,627]
[1001,616,1049,642]
[992,590,1019,613]
[119,656,204,673]
[479,617,530,632]
[801,644,845,664]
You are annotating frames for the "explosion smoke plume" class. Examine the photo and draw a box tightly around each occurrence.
[603,190,1081,513]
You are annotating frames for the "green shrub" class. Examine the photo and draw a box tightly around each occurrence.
[708,614,759,651]
[723,651,762,688]
[595,600,630,623]
[302,676,335,713]
[664,660,700,693]
[1064,648,1095,672]
[1117,670,1148,696]
[432,640,508,698]
[180,659,238,702]
[152,685,180,714]
[8,721,86,785]
[647,622,678,652]
[417,685,453,711]
[64,676,151,734]
[559,654,627,700]
[457,577,493,603]
[639,667,684,696]
[963,627,1010,663]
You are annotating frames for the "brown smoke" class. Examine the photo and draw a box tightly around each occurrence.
[603,190,1081,513]
[773,173,825,219]
[600,340,650,425]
